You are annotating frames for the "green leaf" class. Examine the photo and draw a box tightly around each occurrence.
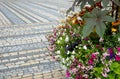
[94,67,103,73]
[108,72,115,79]
[88,0,95,5]
[111,62,120,68]
[95,0,101,3]
[102,16,115,22]
[82,18,96,38]
[82,8,113,37]
[83,12,94,18]
[96,22,106,37]
[113,0,120,6]
[116,75,120,79]
[82,24,95,38]
[114,68,120,74]
[102,0,109,7]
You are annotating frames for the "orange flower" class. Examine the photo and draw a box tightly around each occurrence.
[58,25,65,29]
[112,20,120,26]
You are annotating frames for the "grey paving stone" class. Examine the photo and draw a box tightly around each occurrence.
[0,0,71,79]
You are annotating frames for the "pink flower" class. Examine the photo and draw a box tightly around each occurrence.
[117,47,120,52]
[71,68,77,74]
[103,53,109,57]
[66,70,70,78]
[77,63,81,68]
[47,45,56,52]
[88,59,93,65]
[81,65,85,69]
[75,75,83,79]
[99,37,104,42]
[102,72,108,77]
[91,53,97,59]
[96,44,100,48]
[105,67,110,72]
[115,55,120,61]
[83,74,88,78]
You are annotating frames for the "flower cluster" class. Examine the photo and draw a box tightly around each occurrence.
[47,0,120,79]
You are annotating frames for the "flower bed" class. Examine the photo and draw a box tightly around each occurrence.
[47,0,120,79]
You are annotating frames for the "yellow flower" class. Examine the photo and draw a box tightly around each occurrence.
[111,28,117,32]
[72,18,78,24]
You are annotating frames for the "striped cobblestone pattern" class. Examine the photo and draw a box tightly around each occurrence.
[0,0,72,79]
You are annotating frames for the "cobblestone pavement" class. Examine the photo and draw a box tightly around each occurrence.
[0,0,72,79]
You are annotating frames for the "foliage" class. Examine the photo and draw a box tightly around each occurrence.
[47,0,120,79]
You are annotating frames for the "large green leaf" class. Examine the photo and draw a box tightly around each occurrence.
[102,16,115,22]
[114,68,120,74]
[82,24,95,38]
[82,17,96,38]
[96,22,106,37]
[110,62,120,68]
[82,8,114,37]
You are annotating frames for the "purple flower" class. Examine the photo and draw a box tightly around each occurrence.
[108,48,114,54]
[66,70,70,78]
[109,53,115,59]
[108,48,115,59]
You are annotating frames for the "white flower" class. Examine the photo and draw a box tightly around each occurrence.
[60,37,62,40]
[67,51,70,54]
[83,74,88,78]
[83,45,87,50]
[65,35,69,42]
[99,37,104,42]
[57,40,60,44]
[72,51,75,54]
[71,55,75,59]
[62,59,65,64]
[118,38,120,41]
[56,50,60,54]
[77,17,82,20]
[63,33,66,36]
[66,57,69,61]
